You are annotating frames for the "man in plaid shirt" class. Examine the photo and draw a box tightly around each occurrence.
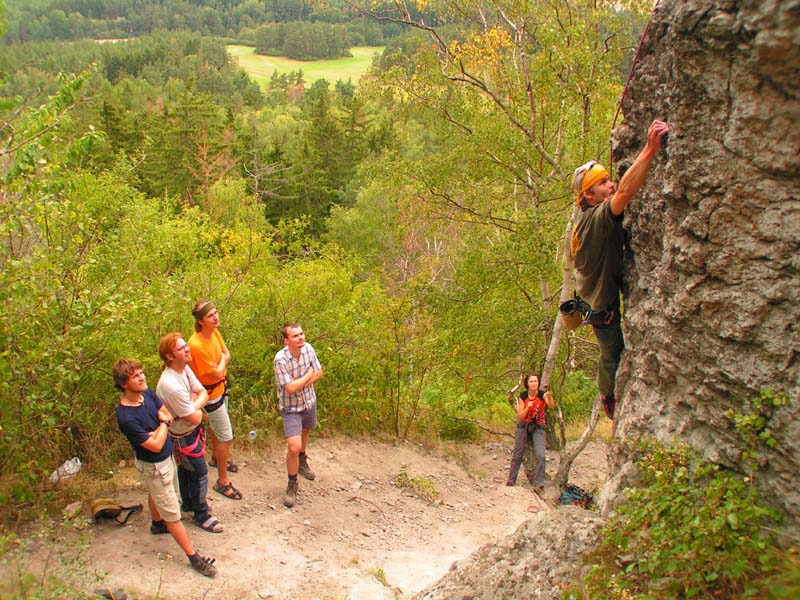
[274,322,323,508]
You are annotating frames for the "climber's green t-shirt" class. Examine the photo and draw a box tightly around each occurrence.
[570,200,625,311]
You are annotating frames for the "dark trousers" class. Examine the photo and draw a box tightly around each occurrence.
[507,422,546,486]
[174,429,210,523]
[592,297,624,398]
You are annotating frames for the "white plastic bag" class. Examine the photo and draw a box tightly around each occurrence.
[49,457,82,483]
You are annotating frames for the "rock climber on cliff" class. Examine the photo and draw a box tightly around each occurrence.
[569,119,670,420]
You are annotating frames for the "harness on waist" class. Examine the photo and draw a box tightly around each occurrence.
[203,377,228,413]
[171,425,206,459]
[559,294,615,328]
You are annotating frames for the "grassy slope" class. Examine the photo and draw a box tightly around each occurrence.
[227,44,384,86]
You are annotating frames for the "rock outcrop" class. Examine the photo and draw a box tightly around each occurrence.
[417,1,799,597]
[415,506,605,600]
[605,0,800,539]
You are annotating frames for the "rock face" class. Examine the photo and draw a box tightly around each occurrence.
[417,2,798,598]
[605,0,800,537]
[417,3,798,598]
[414,506,605,600]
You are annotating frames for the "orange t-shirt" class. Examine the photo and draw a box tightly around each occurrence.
[188,329,227,400]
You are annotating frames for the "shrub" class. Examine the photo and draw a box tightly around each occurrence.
[569,437,790,599]
[559,371,597,424]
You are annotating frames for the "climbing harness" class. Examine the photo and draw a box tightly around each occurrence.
[172,426,206,460]
[560,295,614,328]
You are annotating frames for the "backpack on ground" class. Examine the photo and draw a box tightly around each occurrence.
[91,498,143,525]
[560,483,595,509]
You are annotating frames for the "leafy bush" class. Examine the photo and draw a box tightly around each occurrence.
[569,437,791,599]
[558,371,597,424]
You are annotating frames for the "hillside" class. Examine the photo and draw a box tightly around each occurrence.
[8,438,608,599]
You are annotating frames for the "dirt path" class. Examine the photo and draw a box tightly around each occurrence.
[79,436,608,599]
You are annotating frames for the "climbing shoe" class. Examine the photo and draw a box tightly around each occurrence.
[298,453,316,481]
[189,553,217,578]
[283,479,298,508]
[602,393,616,420]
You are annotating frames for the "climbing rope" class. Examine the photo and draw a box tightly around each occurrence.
[609,0,663,175]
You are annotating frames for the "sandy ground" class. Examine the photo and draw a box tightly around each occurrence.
[17,436,609,600]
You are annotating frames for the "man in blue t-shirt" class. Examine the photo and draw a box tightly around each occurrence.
[114,358,217,577]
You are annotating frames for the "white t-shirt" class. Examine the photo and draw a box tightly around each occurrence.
[156,366,204,437]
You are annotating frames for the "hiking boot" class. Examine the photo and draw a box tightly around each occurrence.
[506,479,516,486]
[150,520,169,535]
[298,454,316,481]
[283,479,298,508]
[601,393,616,420]
[189,553,217,578]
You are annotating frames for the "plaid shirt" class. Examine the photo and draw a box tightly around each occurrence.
[274,342,322,413]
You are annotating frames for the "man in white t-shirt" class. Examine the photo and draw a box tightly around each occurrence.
[156,332,223,534]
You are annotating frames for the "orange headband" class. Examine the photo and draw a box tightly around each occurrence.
[579,163,609,197]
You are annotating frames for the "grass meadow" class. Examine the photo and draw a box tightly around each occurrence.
[227,44,384,87]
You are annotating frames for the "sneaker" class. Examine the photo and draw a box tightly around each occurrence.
[189,553,217,578]
[150,520,169,535]
[283,479,298,508]
[602,393,616,420]
[298,454,316,481]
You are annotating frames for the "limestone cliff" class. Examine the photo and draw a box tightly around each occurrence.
[416,1,799,598]
[604,0,800,538]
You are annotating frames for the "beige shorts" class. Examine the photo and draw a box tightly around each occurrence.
[205,395,234,442]
[135,455,181,523]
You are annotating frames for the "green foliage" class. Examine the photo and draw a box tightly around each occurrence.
[570,437,790,600]
[0,0,654,514]
[395,464,438,503]
[255,21,352,60]
[1,0,403,45]
[426,389,481,441]
[724,389,789,480]
[559,371,597,424]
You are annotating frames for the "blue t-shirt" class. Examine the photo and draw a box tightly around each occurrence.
[117,388,173,463]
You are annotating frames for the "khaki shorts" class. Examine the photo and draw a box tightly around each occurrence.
[135,455,181,523]
[205,395,234,442]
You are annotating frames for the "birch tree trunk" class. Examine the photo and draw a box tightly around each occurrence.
[523,205,600,488]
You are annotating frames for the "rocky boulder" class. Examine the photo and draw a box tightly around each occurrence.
[415,506,605,600]
[605,0,800,538]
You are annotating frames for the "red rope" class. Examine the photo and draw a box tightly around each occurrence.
[609,0,662,176]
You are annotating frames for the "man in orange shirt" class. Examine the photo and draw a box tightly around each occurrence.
[188,300,242,500]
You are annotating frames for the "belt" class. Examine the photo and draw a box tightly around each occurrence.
[171,426,200,443]
[205,393,227,414]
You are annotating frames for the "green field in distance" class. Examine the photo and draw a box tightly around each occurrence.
[227,44,384,87]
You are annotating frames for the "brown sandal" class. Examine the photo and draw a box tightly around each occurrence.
[213,480,243,500]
